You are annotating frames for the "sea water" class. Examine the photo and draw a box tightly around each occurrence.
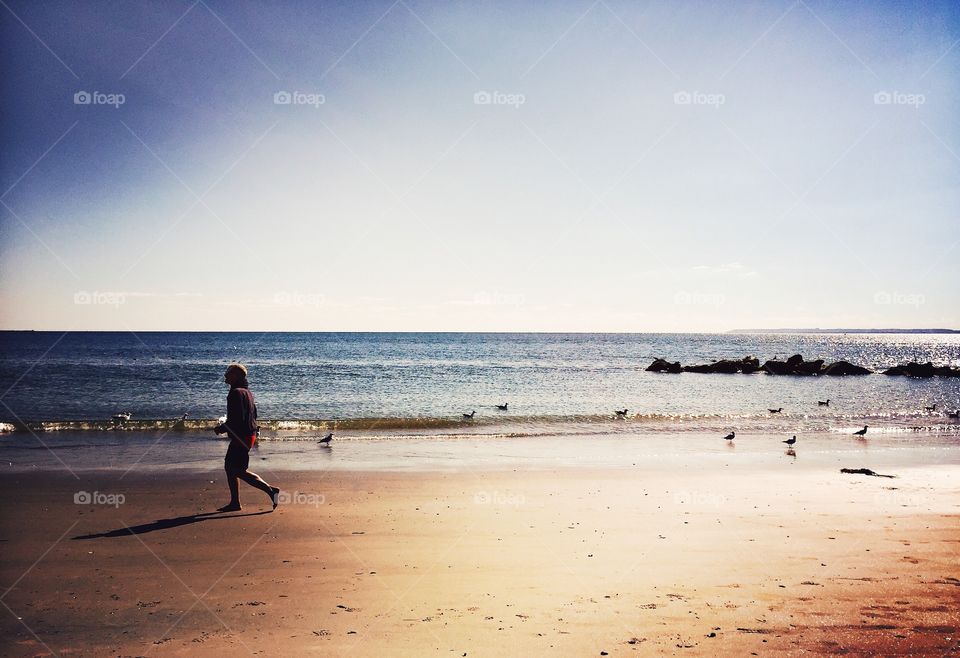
[1,331,958,471]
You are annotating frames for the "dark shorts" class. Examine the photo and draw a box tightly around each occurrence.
[224,441,250,472]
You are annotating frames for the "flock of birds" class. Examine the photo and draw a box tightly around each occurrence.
[306,400,958,450]
[461,403,509,419]
[108,397,958,449]
[450,398,955,452]
[717,398,919,447]
[468,397,954,451]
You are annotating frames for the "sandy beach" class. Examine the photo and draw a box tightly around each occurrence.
[2,461,958,656]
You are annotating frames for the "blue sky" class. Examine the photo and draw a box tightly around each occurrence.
[1,0,958,331]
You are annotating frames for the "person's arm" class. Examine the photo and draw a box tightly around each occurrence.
[214,389,241,436]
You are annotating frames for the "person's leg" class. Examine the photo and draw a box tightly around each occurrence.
[237,469,272,494]
[219,466,242,511]
[238,470,280,509]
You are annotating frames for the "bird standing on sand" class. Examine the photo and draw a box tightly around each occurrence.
[496,403,508,411]
[783,435,797,446]
[925,403,937,412]
[615,409,628,417]
[768,408,783,414]
[818,399,830,406]
[854,425,868,436]
[318,433,333,445]
[463,410,476,419]
[723,431,735,441]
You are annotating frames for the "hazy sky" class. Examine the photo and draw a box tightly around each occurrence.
[1,0,958,331]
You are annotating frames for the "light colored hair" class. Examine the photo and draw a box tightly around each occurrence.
[225,363,248,382]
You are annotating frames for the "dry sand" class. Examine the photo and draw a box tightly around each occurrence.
[1,464,958,656]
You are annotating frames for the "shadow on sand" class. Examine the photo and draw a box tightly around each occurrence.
[72,509,273,539]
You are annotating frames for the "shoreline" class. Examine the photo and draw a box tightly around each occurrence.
[2,464,958,656]
[4,428,960,475]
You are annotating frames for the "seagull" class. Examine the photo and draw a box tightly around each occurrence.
[782,435,797,446]
[463,410,476,419]
[924,403,937,412]
[495,403,508,411]
[318,432,333,445]
[768,408,783,414]
[614,409,628,417]
[853,425,868,437]
[112,412,131,422]
[723,431,735,441]
[818,399,830,406]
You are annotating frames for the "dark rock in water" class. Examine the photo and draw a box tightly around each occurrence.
[740,356,761,374]
[773,354,823,375]
[762,359,792,375]
[682,356,762,374]
[763,354,871,376]
[795,359,825,375]
[883,361,960,378]
[823,360,872,376]
[711,360,742,374]
[883,362,935,377]
[646,358,682,374]
[785,354,804,369]
[649,354,873,377]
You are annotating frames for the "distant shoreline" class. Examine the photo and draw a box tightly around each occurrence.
[2,328,959,335]
[727,328,960,334]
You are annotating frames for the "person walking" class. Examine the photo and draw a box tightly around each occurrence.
[214,363,279,511]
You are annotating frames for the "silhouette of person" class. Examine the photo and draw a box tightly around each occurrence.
[214,363,279,511]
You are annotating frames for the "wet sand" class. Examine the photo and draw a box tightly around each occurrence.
[1,464,958,656]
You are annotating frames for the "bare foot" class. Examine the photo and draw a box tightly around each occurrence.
[217,503,242,512]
